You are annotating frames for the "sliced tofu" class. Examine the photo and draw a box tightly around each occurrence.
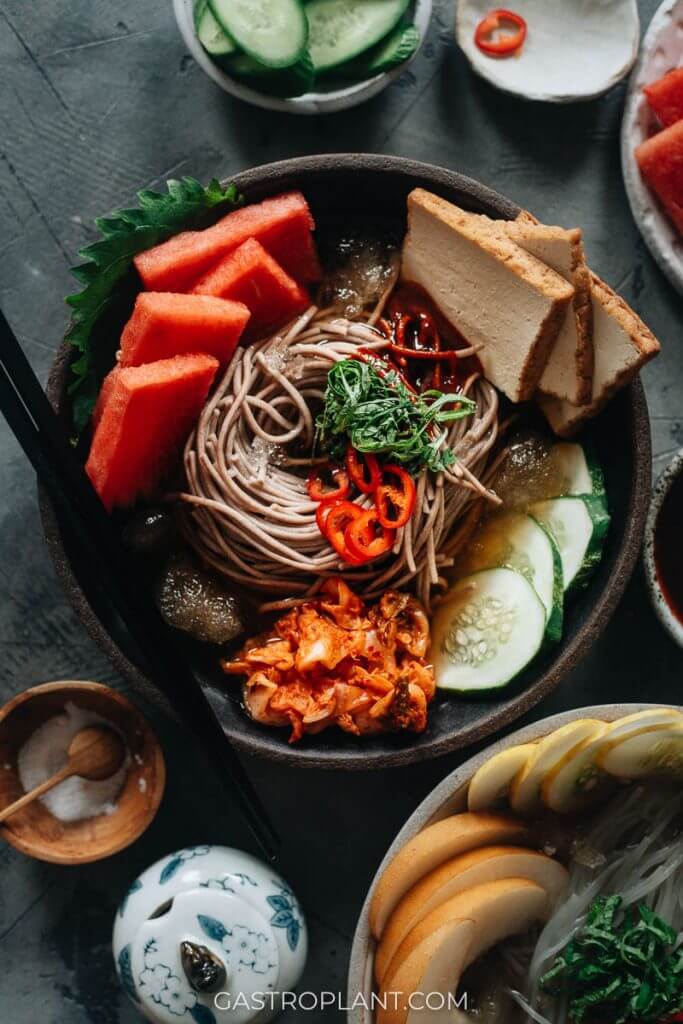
[506,223,593,405]
[401,190,574,402]
[539,272,660,436]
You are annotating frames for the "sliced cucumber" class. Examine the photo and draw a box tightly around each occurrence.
[431,568,546,695]
[530,496,609,593]
[196,1,237,57]
[546,441,606,501]
[208,0,307,68]
[333,22,420,78]
[541,728,616,815]
[453,512,563,646]
[225,51,314,96]
[307,0,410,73]
[600,728,683,779]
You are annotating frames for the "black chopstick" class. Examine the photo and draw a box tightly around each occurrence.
[0,310,278,860]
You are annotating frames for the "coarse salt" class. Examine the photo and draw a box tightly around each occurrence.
[17,702,129,823]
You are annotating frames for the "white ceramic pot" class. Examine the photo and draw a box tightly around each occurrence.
[172,0,432,115]
[113,845,307,1024]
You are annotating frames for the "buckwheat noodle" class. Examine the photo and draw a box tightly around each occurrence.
[178,303,501,611]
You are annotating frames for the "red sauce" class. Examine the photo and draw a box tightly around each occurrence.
[654,470,683,625]
[380,283,483,393]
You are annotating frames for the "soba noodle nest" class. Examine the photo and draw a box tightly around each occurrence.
[178,305,501,611]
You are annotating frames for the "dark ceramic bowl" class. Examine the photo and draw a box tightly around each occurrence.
[41,154,652,770]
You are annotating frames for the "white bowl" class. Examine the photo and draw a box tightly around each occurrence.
[621,0,683,296]
[172,0,432,115]
[643,448,683,648]
[346,702,679,1023]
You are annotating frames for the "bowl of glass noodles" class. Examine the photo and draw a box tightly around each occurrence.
[349,702,683,1024]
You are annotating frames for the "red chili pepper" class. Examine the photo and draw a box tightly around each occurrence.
[474,9,527,57]
[306,463,350,502]
[319,500,367,565]
[345,508,395,562]
[662,1015,683,1021]
[346,445,382,495]
[375,465,417,529]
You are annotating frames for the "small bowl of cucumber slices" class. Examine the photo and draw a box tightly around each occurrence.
[174,0,432,114]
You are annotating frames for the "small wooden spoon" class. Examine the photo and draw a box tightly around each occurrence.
[0,725,126,823]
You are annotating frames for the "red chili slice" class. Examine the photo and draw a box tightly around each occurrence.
[306,463,350,502]
[319,500,367,565]
[345,508,395,562]
[375,465,417,529]
[474,9,527,57]
[346,445,381,495]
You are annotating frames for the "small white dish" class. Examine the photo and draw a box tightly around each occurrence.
[456,0,639,103]
[621,0,683,296]
[172,0,432,115]
[643,448,683,648]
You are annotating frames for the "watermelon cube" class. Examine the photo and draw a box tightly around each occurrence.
[192,238,310,336]
[134,191,322,292]
[644,67,683,127]
[86,354,218,510]
[636,120,683,234]
[119,292,250,367]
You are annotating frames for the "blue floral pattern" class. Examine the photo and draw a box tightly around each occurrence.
[197,915,277,977]
[159,846,211,885]
[266,883,302,952]
[117,944,139,1004]
[137,938,216,1023]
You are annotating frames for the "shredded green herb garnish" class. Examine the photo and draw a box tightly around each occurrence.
[65,176,242,434]
[540,895,683,1023]
[315,358,476,475]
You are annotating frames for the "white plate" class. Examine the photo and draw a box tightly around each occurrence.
[173,0,432,115]
[456,0,639,103]
[621,0,683,294]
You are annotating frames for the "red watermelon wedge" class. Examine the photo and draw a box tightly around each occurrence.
[119,292,250,367]
[192,238,310,336]
[86,354,218,510]
[644,68,683,128]
[134,191,321,292]
[636,120,683,234]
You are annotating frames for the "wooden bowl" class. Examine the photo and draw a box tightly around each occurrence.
[0,681,165,864]
[346,701,683,1023]
[39,154,653,770]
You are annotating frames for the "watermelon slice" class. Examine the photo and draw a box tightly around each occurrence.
[119,292,250,367]
[636,120,683,234]
[86,354,218,510]
[644,68,683,128]
[192,238,310,336]
[134,191,322,291]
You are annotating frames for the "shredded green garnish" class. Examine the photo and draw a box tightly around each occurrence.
[65,176,242,434]
[540,895,683,1023]
[315,358,476,475]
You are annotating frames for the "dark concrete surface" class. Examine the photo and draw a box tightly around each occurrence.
[0,1,681,1020]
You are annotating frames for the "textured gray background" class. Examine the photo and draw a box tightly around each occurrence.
[0,1,681,1020]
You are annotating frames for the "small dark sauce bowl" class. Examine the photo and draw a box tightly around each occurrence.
[644,448,683,649]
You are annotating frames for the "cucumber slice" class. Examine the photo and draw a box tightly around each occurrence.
[306,0,410,73]
[431,568,546,695]
[453,512,563,646]
[546,441,606,501]
[530,496,609,592]
[225,51,314,96]
[541,728,616,815]
[600,728,683,779]
[196,2,237,57]
[208,0,307,68]
[331,22,420,78]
